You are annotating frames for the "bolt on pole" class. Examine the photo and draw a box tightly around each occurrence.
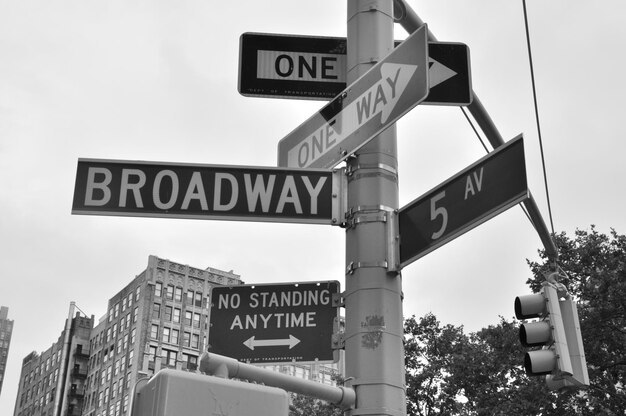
[345,1,406,415]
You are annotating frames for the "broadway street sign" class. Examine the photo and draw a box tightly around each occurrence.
[72,159,346,225]
[209,281,340,364]
[277,24,429,169]
[239,32,471,105]
[398,135,528,267]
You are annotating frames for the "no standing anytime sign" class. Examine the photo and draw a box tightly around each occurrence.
[209,281,339,364]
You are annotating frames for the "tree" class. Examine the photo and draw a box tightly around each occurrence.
[527,226,626,414]
[404,227,626,415]
[288,393,342,416]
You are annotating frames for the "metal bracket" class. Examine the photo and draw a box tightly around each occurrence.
[344,206,401,274]
[346,261,389,275]
[332,331,345,350]
[345,162,398,178]
[344,205,394,229]
[332,292,345,308]
[331,168,349,227]
[386,210,401,273]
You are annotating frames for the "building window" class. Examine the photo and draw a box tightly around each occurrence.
[171,329,179,345]
[133,306,138,323]
[135,286,141,301]
[194,292,203,307]
[164,306,172,322]
[161,349,177,367]
[162,327,171,343]
[149,346,157,361]
[173,308,181,323]
[155,282,162,298]
[150,325,159,340]
[193,313,201,328]
[184,311,192,326]
[183,332,191,348]
[186,290,194,304]
[166,285,174,300]
[191,334,199,349]
[184,354,198,371]
[174,287,183,302]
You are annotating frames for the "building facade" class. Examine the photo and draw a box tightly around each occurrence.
[81,255,242,416]
[13,305,94,416]
[13,255,343,416]
[1,306,14,396]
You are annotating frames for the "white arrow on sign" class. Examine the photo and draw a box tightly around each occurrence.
[285,62,417,168]
[243,335,301,350]
[278,24,428,170]
[429,58,457,89]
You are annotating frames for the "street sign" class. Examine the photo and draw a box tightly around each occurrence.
[72,159,345,225]
[277,25,429,169]
[208,281,340,364]
[239,32,471,105]
[425,42,472,106]
[239,32,346,100]
[398,135,528,268]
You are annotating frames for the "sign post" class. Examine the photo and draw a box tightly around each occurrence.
[398,135,528,267]
[342,1,407,415]
[208,281,339,364]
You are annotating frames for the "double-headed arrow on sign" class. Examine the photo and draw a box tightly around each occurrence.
[277,25,429,170]
[244,335,301,350]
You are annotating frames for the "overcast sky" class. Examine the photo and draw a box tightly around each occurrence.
[1,0,625,413]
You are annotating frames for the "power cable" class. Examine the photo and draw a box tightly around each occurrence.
[522,0,556,235]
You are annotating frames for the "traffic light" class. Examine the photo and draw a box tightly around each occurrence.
[515,278,589,390]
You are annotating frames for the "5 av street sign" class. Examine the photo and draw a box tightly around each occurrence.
[398,135,528,267]
[72,159,345,225]
[209,281,340,364]
[239,32,471,105]
[277,25,429,169]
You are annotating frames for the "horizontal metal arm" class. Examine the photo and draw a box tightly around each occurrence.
[199,352,356,409]
[393,0,558,260]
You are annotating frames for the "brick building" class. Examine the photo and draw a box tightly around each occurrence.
[81,255,242,416]
[13,304,94,416]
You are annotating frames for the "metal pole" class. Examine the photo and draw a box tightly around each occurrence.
[393,0,558,260]
[54,302,75,416]
[198,352,356,409]
[345,1,406,415]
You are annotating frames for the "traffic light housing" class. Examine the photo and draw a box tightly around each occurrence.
[515,279,589,390]
[130,369,289,416]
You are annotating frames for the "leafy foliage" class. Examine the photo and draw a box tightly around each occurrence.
[404,226,626,415]
[288,393,343,416]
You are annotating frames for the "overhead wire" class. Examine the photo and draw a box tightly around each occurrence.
[522,0,556,235]
[459,1,557,237]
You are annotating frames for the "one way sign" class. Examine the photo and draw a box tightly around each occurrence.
[277,24,429,169]
[239,32,471,105]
